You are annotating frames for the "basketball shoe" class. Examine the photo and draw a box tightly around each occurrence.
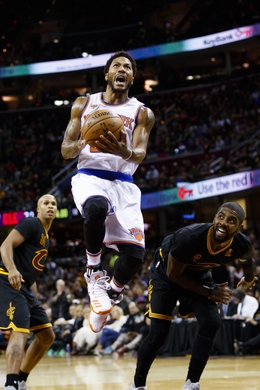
[127,382,147,390]
[19,381,29,390]
[181,379,200,390]
[107,285,124,305]
[84,269,112,315]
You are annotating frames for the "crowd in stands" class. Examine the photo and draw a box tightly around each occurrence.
[1,72,260,212]
[0,0,259,67]
[1,81,260,357]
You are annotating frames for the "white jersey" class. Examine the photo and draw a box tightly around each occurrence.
[77,92,145,176]
[71,92,146,250]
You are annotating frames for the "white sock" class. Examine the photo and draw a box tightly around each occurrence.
[110,278,124,292]
[86,250,102,267]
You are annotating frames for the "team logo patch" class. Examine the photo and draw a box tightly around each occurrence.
[129,228,144,242]
[6,302,15,320]
[32,249,48,271]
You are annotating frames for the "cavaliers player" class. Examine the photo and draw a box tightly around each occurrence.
[127,202,257,390]
[61,51,155,333]
[0,194,57,390]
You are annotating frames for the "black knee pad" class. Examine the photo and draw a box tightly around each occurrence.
[83,196,108,227]
[113,250,144,285]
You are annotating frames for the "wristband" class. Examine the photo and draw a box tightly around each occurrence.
[124,150,132,161]
[204,285,215,300]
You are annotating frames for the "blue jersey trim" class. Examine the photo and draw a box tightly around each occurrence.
[78,168,133,183]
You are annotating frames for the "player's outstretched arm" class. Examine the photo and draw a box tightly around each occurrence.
[61,96,87,159]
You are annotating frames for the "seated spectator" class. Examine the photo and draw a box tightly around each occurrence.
[93,306,127,355]
[71,306,101,355]
[48,303,84,355]
[145,165,160,189]
[234,317,260,355]
[98,298,149,357]
[228,288,259,320]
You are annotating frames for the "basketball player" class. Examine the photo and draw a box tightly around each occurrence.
[61,51,155,333]
[0,194,57,390]
[127,202,257,390]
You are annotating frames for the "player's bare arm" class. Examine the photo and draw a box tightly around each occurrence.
[61,96,87,159]
[0,229,25,289]
[167,254,233,304]
[94,106,155,162]
[237,257,257,289]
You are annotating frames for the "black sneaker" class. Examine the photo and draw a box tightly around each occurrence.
[107,286,124,305]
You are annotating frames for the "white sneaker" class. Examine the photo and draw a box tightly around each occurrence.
[89,308,110,333]
[84,269,112,314]
[127,382,147,390]
[4,387,17,390]
[19,382,29,390]
[181,379,200,390]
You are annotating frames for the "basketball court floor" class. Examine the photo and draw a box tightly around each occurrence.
[0,354,259,389]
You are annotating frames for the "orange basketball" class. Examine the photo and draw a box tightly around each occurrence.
[82,109,124,147]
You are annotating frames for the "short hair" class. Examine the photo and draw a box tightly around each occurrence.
[233,288,246,301]
[217,202,245,223]
[104,50,137,77]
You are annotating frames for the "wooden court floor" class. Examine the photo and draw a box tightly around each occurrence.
[0,353,259,390]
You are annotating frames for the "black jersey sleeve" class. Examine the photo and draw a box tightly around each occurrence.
[169,230,193,264]
[237,233,253,261]
[14,217,40,240]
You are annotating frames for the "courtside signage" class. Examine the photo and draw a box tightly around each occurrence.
[141,168,260,209]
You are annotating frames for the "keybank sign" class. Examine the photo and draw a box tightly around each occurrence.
[141,169,260,210]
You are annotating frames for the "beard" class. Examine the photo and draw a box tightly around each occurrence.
[212,226,235,243]
[107,78,132,94]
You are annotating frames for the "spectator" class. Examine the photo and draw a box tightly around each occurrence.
[228,288,259,320]
[71,306,100,355]
[234,317,260,355]
[49,279,71,323]
[98,299,149,356]
[93,306,127,354]
[50,303,84,354]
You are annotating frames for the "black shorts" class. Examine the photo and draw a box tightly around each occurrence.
[0,275,52,334]
[148,258,216,321]
[147,272,179,322]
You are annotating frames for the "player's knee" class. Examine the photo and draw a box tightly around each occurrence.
[199,316,221,339]
[113,252,144,285]
[35,327,55,346]
[148,319,171,349]
[83,196,108,226]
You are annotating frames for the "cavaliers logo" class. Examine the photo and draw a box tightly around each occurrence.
[129,228,144,242]
[192,254,202,262]
[32,249,48,271]
[6,302,15,320]
[39,234,47,246]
